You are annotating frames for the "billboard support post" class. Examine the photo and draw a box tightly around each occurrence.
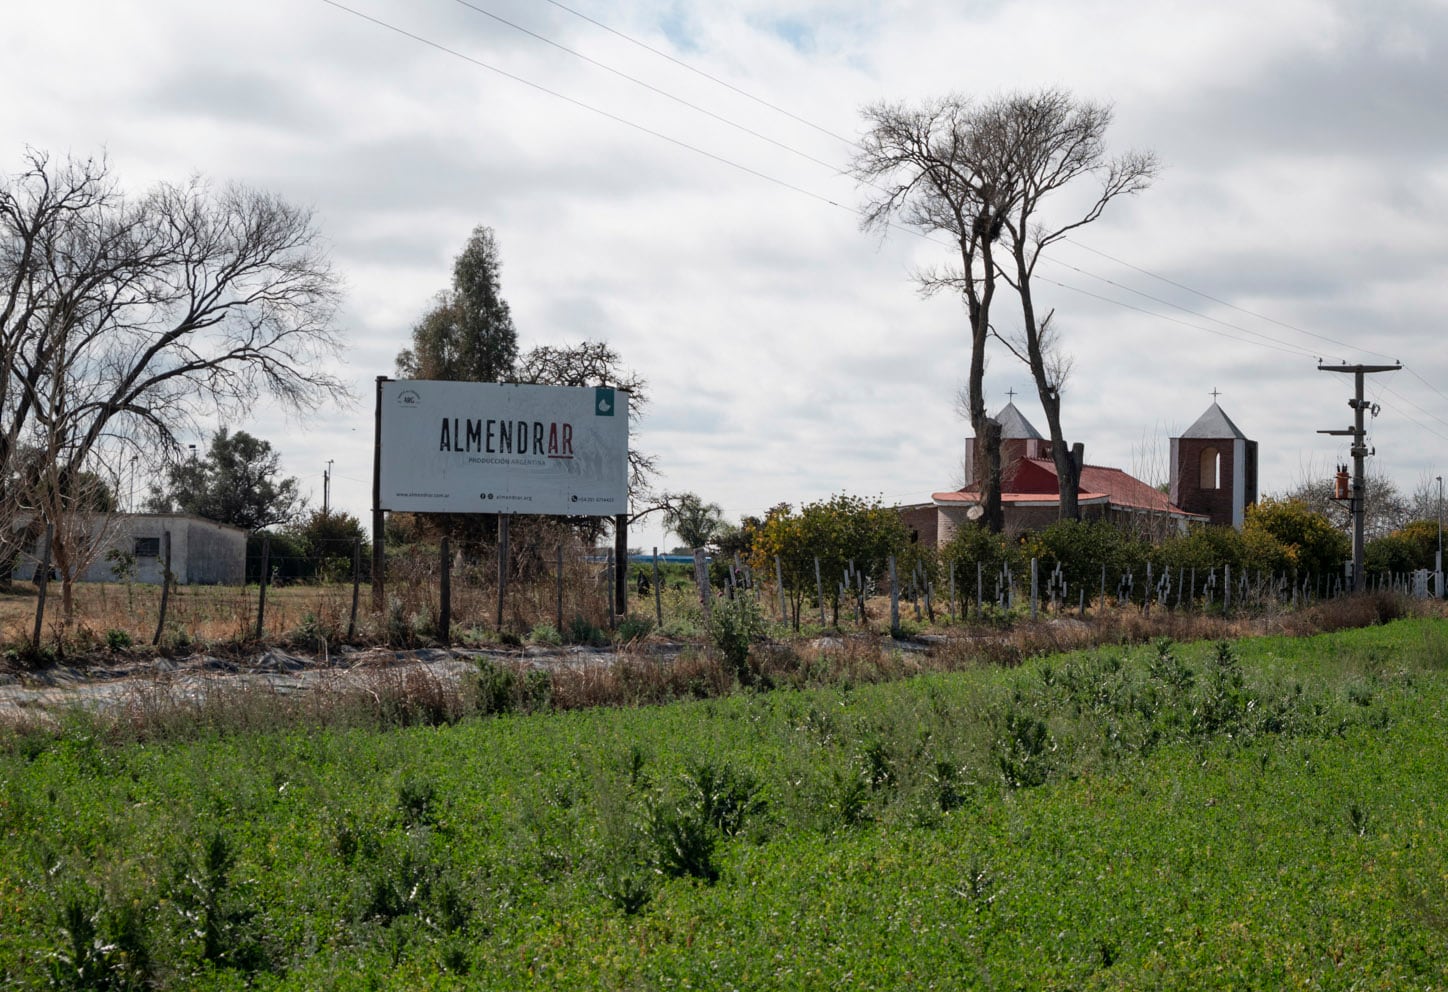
[495,513,509,630]
[439,536,451,645]
[614,513,627,620]
[372,375,388,612]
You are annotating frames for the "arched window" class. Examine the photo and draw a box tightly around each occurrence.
[1199,447,1221,489]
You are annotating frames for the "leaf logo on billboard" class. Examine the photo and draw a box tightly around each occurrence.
[595,387,615,416]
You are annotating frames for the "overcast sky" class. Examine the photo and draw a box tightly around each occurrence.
[6,0,1447,548]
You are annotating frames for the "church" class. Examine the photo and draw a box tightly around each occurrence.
[905,397,1258,547]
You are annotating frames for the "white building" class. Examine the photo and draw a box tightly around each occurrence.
[10,513,247,585]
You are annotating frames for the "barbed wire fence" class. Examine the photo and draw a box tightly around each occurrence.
[8,535,1443,652]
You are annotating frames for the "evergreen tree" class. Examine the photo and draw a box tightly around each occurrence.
[396,226,518,381]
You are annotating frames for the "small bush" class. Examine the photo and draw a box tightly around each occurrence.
[473,659,518,715]
[567,616,608,647]
[647,803,719,883]
[527,623,562,646]
[705,594,766,684]
[615,615,654,645]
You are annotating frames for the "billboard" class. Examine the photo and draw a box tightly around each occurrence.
[378,380,629,515]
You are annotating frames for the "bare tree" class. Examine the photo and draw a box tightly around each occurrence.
[1282,469,1409,541]
[0,150,346,590]
[514,340,656,506]
[853,97,1017,532]
[988,89,1157,520]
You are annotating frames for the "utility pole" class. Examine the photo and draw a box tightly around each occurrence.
[1436,475,1443,597]
[323,459,333,516]
[1317,362,1401,593]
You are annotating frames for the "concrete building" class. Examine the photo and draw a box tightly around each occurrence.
[11,513,247,585]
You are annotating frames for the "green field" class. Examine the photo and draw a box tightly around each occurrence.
[3,619,1447,989]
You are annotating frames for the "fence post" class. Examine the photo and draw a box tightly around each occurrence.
[254,531,269,642]
[976,561,983,619]
[775,556,786,624]
[1100,564,1107,614]
[1224,563,1231,612]
[606,549,617,629]
[1030,557,1039,620]
[439,536,451,645]
[1144,563,1152,617]
[948,562,956,623]
[495,513,509,630]
[347,536,361,641]
[814,557,826,628]
[31,523,53,649]
[694,548,711,618]
[557,544,565,634]
[652,547,662,629]
[888,555,900,636]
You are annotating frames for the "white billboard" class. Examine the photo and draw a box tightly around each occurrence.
[378,380,629,515]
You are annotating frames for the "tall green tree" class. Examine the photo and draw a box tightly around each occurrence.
[664,493,726,551]
[395,226,518,382]
[146,429,303,531]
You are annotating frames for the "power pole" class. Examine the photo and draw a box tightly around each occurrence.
[323,459,333,516]
[1317,362,1401,592]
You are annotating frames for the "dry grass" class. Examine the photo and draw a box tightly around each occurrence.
[2,584,1443,748]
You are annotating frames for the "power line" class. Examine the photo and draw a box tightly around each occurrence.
[1035,276,1321,359]
[1059,237,1400,363]
[319,0,846,209]
[538,0,857,147]
[1035,254,1351,362]
[322,0,1447,430]
[447,0,843,172]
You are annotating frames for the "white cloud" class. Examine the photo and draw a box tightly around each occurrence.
[4,0,1447,550]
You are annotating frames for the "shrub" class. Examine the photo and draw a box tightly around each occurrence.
[615,615,654,645]
[705,594,766,684]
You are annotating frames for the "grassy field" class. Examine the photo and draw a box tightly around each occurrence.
[2,616,1447,988]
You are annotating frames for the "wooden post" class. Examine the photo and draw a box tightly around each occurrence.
[347,537,361,641]
[948,562,956,623]
[495,513,509,630]
[652,547,662,628]
[151,530,173,647]
[694,549,712,618]
[1030,557,1039,620]
[371,375,386,612]
[556,544,565,634]
[613,513,628,621]
[439,536,451,645]
[976,561,983,619]
[254,532,270,641]
[775,556,786,624]
[607,548,617,629]
[888,555,900,636]
[814,557,826,628]
[31,523,53,649]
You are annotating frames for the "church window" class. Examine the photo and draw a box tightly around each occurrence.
[1199,447,1221,489]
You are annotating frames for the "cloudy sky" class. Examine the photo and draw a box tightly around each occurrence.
[6,0,1447,547]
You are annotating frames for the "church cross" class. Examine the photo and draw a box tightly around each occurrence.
[1210,388,1221,402]
[1006,388,1017,402]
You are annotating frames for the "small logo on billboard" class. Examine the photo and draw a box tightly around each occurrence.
[595,387,615,416]
[396,389,421,408]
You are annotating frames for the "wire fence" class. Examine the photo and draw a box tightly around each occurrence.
[8,534,1444,653]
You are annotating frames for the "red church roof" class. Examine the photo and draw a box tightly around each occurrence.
[933,457,1202,518]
